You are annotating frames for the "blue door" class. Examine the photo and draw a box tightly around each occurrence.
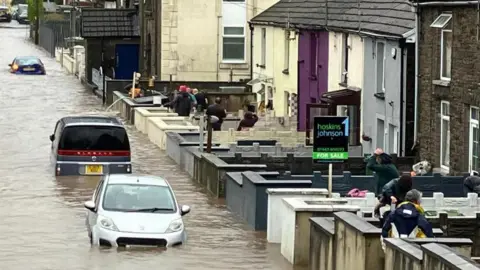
[115,43,139,79]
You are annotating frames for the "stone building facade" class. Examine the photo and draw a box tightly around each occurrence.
[417,3,480,175]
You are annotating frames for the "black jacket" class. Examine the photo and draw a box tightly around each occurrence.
[464,176,480,196]
[379,178,410,206]
[206,104,227,124]
[175,92,192,116]
[237,112,258,131]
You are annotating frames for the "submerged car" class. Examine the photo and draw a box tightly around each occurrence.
[9,56,46,75]
[84,174,191,247]
[0,6,11,23]
[50,116,132,176]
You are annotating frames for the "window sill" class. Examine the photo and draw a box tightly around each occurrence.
[432,79,451,87]
[219,62,249,70]
[282,69,289,75]
[374,92,385,100]
[221,60,247,64]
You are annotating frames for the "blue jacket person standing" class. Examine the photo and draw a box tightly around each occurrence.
[382,189,434,238]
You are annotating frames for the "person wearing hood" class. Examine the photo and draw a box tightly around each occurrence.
[381,189,433,238]
[375,174,413,226]
[464,174,480,196]
[174,91,193,116]
[366,148,400,195]
[237,111,259,131]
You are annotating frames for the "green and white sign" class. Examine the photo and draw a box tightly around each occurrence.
[312,116,349,163]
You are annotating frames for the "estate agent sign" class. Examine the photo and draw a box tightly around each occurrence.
[312,116,349,163]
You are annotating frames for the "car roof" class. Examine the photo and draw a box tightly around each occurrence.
[0,6,7,9]
[60,116,123,127]
[105,174,170,187]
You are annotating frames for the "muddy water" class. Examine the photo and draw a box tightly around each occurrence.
[0,26,303,269]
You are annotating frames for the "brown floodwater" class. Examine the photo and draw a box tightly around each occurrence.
[0,24,305,269]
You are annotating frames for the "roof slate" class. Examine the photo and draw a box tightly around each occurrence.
[251,0,415,37]
[80,8,139,38]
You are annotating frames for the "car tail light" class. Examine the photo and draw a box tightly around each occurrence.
[57,150,130,156]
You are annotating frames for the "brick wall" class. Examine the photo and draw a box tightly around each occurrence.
[418,6,480,175]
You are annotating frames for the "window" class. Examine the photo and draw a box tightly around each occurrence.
[222,0,246,62]
[376,42,385,93]
[431,13,452,80]
[284,30,290,71]
[470,107,480,172]
[388,124,398,154]
[341,33,349,84]
[377,118,385,149]
[310,33,317,77]
[440,101,450,170]
[93,179,105,207]
[59,126,130,151]
[102,184,176,212]
[260,28,266,67]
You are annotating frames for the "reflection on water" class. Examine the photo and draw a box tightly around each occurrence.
[0,26,301,269]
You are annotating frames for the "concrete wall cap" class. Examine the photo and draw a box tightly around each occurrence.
[266,188,329,195]
[334,211,381,235]
[421,243,480,268]
[309,217,335,235]
[282,197,359,212]
[383,238,423,261]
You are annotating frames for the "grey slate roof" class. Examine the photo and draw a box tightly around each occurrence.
[251,0,415,37]
[80,8,139,38]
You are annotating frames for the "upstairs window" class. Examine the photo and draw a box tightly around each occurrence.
[431,13,452,81]
[222,0,246,62]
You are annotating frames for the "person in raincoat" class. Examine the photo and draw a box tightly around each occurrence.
[381,189,433,239]
[366,148,400,195]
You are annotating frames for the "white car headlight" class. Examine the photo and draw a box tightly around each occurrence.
[98,216,119,231]
[166,218,183,233]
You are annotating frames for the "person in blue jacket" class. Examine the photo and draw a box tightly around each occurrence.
[382,189,434,238]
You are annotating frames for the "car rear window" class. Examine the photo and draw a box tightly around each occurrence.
[59,126,130,151]
[16,58,41,66]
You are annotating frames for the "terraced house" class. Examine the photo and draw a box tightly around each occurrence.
[413,0,480,174]
[249,0,416,156]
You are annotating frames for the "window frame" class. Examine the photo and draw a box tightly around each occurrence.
[440,28,452,81]
[221,0,247,63]
[440,101,450,172]
[470,106,480,172]
[341,33,349,84]
[430,13,452,28]
[375,41,386,93]
[283,30,290,71]
[260,27,266,67]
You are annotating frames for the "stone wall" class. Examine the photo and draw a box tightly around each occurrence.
[417,6,480,174]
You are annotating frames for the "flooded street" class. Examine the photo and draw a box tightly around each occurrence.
[0,27,297,269]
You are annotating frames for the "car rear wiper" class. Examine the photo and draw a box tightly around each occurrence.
[134,207,174,212]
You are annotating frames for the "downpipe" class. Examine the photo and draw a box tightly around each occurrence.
[413,5,420,150]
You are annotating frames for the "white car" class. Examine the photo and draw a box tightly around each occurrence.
[84,174,190,247]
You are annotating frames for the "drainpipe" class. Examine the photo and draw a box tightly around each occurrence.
[399,39,406,156]
[216,15,221,81]
[413,4,419,150]
[249,22,254,80]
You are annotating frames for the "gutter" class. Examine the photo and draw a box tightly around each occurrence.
[413,1,479,6]
[249,20,404,40]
